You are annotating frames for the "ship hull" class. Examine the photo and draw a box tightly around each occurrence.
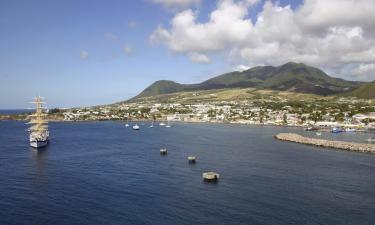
[30,140,48,148]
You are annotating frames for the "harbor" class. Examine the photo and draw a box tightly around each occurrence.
[1,120,375,225]
[275,133,375,153]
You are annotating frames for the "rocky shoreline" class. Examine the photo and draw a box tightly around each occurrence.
[275,133,375,153]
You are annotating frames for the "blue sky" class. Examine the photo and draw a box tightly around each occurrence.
[1,0,374,108]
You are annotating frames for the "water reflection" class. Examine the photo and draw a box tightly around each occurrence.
[30,147,49,184]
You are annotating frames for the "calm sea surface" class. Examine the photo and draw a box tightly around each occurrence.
[0,109,33,115]
[0,121,374,225]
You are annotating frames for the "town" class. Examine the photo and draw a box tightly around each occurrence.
[57,93,375,130]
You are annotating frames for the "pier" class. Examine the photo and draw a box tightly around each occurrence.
[275,133,375,153]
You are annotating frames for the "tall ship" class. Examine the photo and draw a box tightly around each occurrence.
[28,96,49,148]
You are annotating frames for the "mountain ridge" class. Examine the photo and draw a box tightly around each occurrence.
[345,80,375,99]
[131,62,366,101]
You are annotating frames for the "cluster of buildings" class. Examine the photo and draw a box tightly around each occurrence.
[60,97,375,129]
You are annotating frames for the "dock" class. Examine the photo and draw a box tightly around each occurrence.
[202,172,220,182]
[275,133,375,153]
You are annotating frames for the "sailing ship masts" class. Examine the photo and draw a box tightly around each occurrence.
[29,96,48,127]
[28,96,50,148]
[28,120,48,124]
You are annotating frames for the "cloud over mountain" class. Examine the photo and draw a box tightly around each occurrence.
[150,0,375,81]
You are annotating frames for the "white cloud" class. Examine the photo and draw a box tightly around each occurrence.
[150,0,200,9]
[150,0,375,81]
[123,44,133,55]
[352,63,375,80]
[151,2,253,53]
[80,50,89,60]
[188,52,211,63]
[234,64,251,72]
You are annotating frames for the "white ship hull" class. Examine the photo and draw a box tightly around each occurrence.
[30,140,48,148]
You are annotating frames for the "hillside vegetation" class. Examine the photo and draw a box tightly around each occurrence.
[132,88,332,104]
[346,81,375,99]
[132,62,364,100]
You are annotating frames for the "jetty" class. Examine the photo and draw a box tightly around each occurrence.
[275,133,375,153]
[202,172,220,182]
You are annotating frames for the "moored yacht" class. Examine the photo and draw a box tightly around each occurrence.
[332,127,343,133]
[133,124,140,130]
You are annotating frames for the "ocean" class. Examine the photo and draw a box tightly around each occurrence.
[0,109,33,115]
[0,121,374,225]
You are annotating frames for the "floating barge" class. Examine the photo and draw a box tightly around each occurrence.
[160,148,167,155]
[187,156,196,163]
[202,172,220,182]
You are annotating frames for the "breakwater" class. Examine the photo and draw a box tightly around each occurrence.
[275,133,375,153]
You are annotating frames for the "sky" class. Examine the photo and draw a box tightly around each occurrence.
[1,0,374,109]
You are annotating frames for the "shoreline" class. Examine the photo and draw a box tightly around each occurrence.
[0,117,371,131]
[275,133,375,154]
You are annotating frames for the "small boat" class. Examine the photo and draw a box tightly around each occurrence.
[149,121,154,128]
[305,126,318,131]
[332,127,343,133]
[165,121,171,128]
[345,128,356,132]
[316,132,322,136]
[367,137,375,142]
[133,124,140,130]
[124,118,130,127]
[159,122,166,126]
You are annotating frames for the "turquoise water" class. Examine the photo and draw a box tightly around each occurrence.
[0,121,374,225]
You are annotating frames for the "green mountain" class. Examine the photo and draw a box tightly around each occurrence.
[345,81,375,99]
[133,62,365,100]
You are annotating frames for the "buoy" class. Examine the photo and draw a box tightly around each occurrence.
[202,172,220,182]
[187,156,196,163]
[160,148,167,155]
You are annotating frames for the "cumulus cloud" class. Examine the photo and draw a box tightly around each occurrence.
[150,0,375,81]
[188,52,210,63]
[352,63,375,80]
[80,50,89,60]
[234,64,251,72]
[150,0,200,9]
